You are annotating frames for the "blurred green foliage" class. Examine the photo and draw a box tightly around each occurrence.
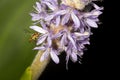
[0,0,38,80]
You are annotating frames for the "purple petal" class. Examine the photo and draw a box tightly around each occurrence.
[66,55,69,70]
[82,40,90,45]
[60,33,67,47]
[40,20,47,29]
[55,10,68,15]
[74,32,89,37]
[45,14,55,21]
[93,3,103,10]
[40,49,49,62]
[37,34,47,45]
[92,10,102,16]
[65,47,71,69]
[34,46,46,50]
[70,52,77,62]
[30,13,41,21]
[60,35,65,47]
[47,36,52,47]
[45,10,67,21]
[93,3,100,9]
[71,12,80,28]
[86,18,98,28]
[60,4,68,9]
[63,33,67,44]
[67,33,77,49]
[84,10,102,18]
[49,0,58,7]
[61,13,70,25]
[35,2,41,13]
[91,18,99,22]
[42,1,56,10]
[30,26,47,34]
[83,13,92,18]
[53,30,64,39]
[50,49,59,64]
[66,42,72,54]
[77,51,83,57]
[56,16,60,27]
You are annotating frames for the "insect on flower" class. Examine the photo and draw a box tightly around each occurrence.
[29,32,40,42]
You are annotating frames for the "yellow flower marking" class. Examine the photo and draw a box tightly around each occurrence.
[62,0,85,10]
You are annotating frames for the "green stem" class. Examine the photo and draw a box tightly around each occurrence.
[31,51,50,80]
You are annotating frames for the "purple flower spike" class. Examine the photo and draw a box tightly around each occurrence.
[30,0,103,68]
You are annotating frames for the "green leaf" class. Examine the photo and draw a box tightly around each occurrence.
[0,0,38,80]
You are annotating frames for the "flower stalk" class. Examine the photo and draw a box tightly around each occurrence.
[20,51,50,80]
[31,51,50,80]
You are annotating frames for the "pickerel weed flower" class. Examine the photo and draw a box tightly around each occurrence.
[30,0,103,67]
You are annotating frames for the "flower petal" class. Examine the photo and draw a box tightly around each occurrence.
[40,49,49,62]
[36,2,41,13]
[53,30,64,39]
[77,51,83,57]
[55,10,68,15]
[37,34,47,45]
[65,45,72,69]
[47,36,52,47]
[92,10,102,16]
[86,18,98,28]
[56,16,60,27]
[65,54,69,70]
[74,32,89,37]
[30,26,47,34]
[83,12,92,17]
[45,10,67,21]
[60,33,67,47]
[40,20,47,29]
[60,35,65,47]
[42,1,56,10]
[45,14,55,21]
[47,0,58,7]
[93,3,103,10]
[50,49,59,64]
[34,46,46,50]
[70,52,77,62]
[67,33,77,49]
[71,12,80,28]
[61,13,70,25]
[30,13,41,21]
